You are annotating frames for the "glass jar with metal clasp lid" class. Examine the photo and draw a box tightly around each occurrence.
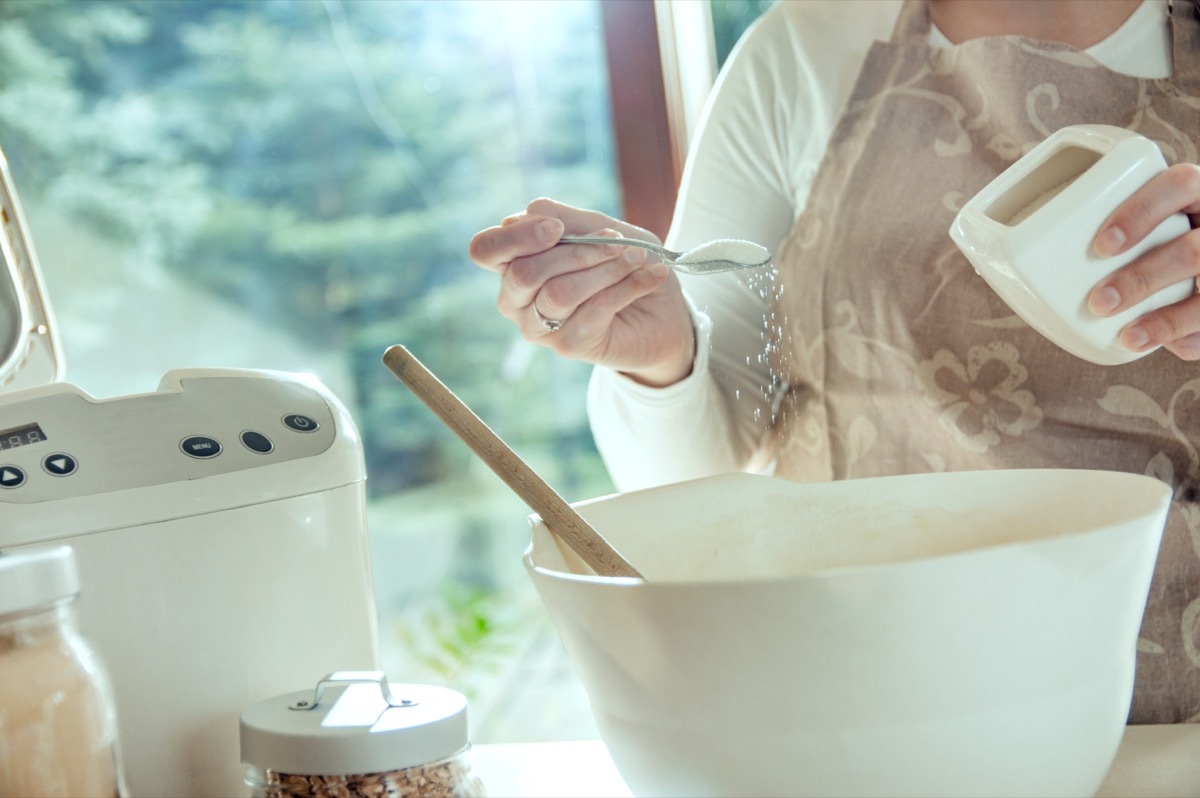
[240,671,485,798]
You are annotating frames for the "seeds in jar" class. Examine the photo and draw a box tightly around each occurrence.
[259,760,484,798]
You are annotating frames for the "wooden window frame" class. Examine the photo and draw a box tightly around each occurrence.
[600,0,716,241]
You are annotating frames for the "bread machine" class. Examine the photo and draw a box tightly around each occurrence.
[0,150,381,796]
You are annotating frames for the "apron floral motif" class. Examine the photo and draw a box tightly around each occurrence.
[768,0,1200,723]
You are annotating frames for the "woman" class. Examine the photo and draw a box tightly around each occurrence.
[469,0,1200,723]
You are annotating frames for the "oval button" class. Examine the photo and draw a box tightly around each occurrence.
[181,435,222,459]
[240,430,274,454]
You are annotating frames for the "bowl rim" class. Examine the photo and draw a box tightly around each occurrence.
[524,468,1172,588]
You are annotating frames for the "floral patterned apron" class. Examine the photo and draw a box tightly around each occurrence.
[768,0,1200,723]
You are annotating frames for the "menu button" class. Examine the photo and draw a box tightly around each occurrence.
[181,435,222,459]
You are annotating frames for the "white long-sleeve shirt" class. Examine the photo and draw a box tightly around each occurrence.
[587,0,1173,493]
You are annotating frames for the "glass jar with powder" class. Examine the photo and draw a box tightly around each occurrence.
[0,546,124,798]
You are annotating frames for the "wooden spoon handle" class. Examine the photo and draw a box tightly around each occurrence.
[382,345,643,579]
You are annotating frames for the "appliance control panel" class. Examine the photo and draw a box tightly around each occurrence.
[0,373,338,503]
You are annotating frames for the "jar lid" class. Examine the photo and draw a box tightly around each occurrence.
[0,545,78,616]
[240,671,469,775]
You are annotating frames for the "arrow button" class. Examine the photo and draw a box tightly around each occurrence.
[0,466,26,488]
[42,453,77,477]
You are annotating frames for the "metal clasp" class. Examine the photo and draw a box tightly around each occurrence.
[288,670,416,711]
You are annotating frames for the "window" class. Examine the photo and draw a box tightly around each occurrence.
[0,0,615,741]
[605,0,775,239]
[711,0,778,67]
[0,0,775,743]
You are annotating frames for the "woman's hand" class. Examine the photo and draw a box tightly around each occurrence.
[1087,163,1200,360]
[468,197,696,387]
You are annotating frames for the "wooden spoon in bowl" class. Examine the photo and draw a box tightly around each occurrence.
[382,345,643,579]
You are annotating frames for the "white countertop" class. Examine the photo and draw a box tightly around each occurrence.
[1094,724,1200,798]
[471,725,1200,797]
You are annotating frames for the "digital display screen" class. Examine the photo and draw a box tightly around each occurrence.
[0,422,48,450]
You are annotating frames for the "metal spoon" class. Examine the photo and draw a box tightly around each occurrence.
[558,235,772,276]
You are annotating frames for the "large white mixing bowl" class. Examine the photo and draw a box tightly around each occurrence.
[524,469,1171,798]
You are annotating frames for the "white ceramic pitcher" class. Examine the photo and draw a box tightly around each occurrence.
[950,124,1192,366]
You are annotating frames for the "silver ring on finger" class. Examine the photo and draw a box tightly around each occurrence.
[535,306,565,333]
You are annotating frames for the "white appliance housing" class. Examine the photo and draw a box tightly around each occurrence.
[0,153,380,796]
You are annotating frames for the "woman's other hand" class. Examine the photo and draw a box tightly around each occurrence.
[1088,163,1200,359]
[468,198,696,387]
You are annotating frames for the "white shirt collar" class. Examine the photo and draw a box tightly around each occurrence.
[928,0,1170,79]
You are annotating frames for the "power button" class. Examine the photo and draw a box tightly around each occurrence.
[283,414,319,433]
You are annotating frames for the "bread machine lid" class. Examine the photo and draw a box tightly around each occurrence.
[0,145,63,394]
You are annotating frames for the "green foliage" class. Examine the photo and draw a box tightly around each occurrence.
[0,0,618,502]
[0,0,776,735]
[388,581,532,698]
[711,0,777,67]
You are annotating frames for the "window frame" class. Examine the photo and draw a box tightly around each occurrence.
[599,0,716,241]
